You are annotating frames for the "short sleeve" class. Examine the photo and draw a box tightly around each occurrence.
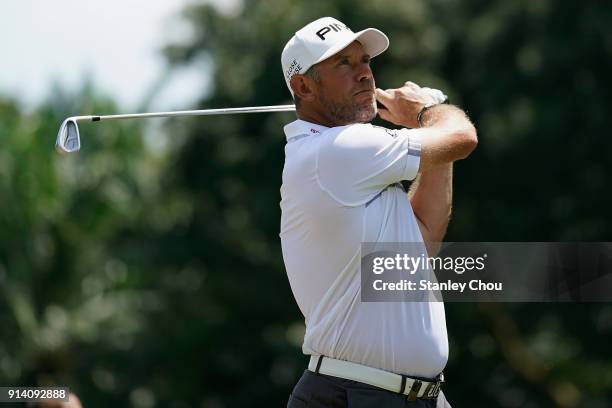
[316,124,421,206]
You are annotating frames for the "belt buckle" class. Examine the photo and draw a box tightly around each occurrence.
[423,380,441,399]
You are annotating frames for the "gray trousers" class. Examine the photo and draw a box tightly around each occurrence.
[287,370,452,408]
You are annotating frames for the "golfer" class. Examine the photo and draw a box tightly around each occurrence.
[280,17,477,407]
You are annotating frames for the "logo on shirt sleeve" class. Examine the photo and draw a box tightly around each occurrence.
[373,125,400,138]
[385,129,399,138]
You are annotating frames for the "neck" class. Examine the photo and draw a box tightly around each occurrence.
[296,106,338,128]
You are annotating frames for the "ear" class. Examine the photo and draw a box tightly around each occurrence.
[290,74,317,102]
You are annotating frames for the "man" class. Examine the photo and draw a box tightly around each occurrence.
[280,17,477,407]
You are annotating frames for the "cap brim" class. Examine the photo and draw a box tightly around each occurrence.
[315,27,389,66]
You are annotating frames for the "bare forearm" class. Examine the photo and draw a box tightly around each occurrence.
[376,84,477,168]
[415,105,477,170]
[410,163,453,241]
[375,82,472,247]
[419,103,473,130]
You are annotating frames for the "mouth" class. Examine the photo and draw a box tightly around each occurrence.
[354,89,374,96]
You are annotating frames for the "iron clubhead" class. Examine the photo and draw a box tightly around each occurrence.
[55,118,81,153]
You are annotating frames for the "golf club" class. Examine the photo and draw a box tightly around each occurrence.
[55,104,297,154]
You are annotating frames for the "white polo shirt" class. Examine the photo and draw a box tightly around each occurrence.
[279,119,448,379]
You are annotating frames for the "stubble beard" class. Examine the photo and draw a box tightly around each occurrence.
[320,91,377,125]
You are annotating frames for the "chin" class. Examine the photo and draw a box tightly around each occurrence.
[324,97,376,125]
[355,104,377,123]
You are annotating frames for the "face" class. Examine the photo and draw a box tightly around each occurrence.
[310,41,377,125]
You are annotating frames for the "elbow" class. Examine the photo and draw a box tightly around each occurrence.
[433,209,452,241]
[420,208,451,243]
[427,221,450,244]
[456,124,478,159]
[430,226,448,243]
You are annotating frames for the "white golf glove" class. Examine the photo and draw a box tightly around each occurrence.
[421,87,449,105]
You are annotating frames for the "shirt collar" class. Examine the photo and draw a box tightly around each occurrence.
[283,119,330,141]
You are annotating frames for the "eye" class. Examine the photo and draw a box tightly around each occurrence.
[362,56,371,64]
[338,57,350,66]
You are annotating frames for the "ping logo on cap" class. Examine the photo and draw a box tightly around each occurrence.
[315,22,350,40]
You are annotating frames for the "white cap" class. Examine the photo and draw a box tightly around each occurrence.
[281,17,389,95]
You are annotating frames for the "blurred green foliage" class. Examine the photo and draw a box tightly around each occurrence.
[1,0,612,407]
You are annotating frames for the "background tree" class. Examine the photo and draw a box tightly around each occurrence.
[1,0,611,407]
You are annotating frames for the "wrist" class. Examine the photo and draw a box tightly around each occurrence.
[417,98,449,127]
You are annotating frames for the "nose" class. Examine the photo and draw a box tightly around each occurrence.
[357,62,373,83]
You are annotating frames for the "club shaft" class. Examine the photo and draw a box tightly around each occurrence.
[82,104,296,122]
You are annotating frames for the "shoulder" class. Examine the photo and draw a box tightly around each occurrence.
[321,123,406,150]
